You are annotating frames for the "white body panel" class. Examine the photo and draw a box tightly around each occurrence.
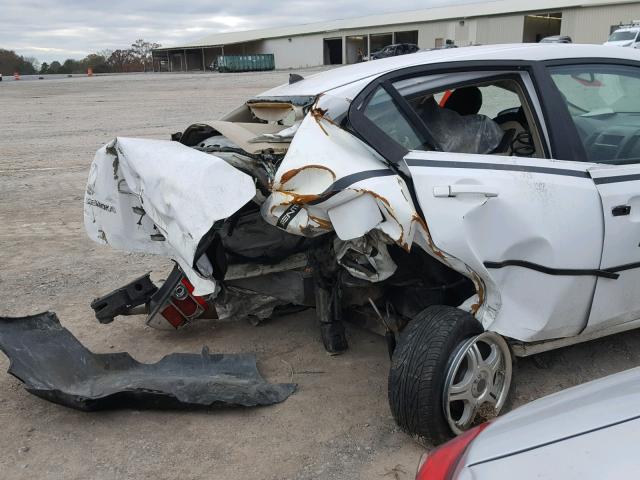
[462,418,640,479]
[84,138,256,295]
[258,44,640,98]
[405,151,603,341]
[261,94,423,251]
[457,367,640,478]
[585,164,640,333]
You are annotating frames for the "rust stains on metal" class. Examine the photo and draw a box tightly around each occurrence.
[470,272,486,316]
[310,107,330,136]
[308,93,343,136]
[411,214,446,260]
[380,204,407,251]
[308,214,332,230]
[279,164,336,185]
[354,188,391,208]
[273,191,323,205]
[288,193,323,204]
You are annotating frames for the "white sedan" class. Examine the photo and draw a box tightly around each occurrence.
[85,43,640,444]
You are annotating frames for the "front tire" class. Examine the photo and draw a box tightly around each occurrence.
[388,305,512,445]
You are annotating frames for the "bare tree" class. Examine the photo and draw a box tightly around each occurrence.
[24,56,40,72]
[130,39,161,72]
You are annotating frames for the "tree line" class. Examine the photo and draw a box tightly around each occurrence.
[0,39,160,76]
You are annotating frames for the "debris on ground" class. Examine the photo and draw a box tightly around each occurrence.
[0,312,296,411]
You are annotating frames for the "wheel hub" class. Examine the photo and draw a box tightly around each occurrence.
[443,331,512,435]
[472,374,487,398]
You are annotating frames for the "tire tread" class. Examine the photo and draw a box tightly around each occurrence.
[388,305,482,445]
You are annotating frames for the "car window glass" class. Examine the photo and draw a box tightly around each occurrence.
[476,85,521,118]
[550,64,640,164]
[363,86,429,150]
[608,31,637,41]
[391,76,542,157]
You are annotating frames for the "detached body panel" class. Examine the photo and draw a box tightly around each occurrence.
[0,312,295,410]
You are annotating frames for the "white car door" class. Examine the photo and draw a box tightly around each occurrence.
[347,67,607,342]
[404,152,604,342]
[586,166,640,332]
[547,63,640,333]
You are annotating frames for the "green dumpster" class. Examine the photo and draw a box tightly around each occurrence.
[217,54,275,73]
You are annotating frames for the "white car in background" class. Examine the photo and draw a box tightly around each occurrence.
[604,25,640,47]
[415,367,640,479]
[84,44,640,445]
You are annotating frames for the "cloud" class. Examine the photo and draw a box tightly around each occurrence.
[0,0,468,62]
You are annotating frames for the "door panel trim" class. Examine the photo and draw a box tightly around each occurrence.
[593,174,640,185]
[405,158,590,178]
[484,259,640,278]
[484,260,619,279]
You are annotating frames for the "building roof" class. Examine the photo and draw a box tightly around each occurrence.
[156,0,637,50]
[257,43,640,97]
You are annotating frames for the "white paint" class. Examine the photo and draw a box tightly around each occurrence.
[261,95,420,249]
[405,151,603,342]
[84,138,256,295]
[328,194,383,240]
[259,44,640,97]
[585,164,640,333]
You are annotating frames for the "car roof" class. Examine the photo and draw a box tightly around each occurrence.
[259,43,640,97]
[463,366,640,466]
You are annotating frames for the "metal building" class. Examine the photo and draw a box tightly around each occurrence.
[152,0,640,71]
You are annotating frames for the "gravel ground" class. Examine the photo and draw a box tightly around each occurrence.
[1,70,640,480]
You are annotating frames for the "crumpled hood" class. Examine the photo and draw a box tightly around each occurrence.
[84,137,256,295]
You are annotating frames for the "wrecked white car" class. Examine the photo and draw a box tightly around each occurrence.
[84,44,640,444]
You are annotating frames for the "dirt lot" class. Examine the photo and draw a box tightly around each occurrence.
[1,71,640,480]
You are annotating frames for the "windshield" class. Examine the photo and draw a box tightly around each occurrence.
[550,64,640,163]
[551,66,640,114]
[608,30,638,41]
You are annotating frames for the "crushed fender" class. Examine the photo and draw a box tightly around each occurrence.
[0,312,296,411]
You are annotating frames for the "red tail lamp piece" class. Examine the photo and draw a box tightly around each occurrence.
[416,422,491,480]
[148,268,209,329]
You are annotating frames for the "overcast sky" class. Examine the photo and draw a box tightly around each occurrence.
[1,0,470,63]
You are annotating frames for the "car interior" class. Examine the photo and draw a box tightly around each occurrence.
[405,78,544,157]
[362,75,546,158]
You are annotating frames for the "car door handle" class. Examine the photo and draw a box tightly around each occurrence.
[433,185,499,198]
[612,205,631,216]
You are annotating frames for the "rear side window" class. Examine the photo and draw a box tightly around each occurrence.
[363,87,430,150]
[549,64,640,164]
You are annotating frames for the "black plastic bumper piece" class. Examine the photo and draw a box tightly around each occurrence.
[90,274,158,324]
[0,312,296,411]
